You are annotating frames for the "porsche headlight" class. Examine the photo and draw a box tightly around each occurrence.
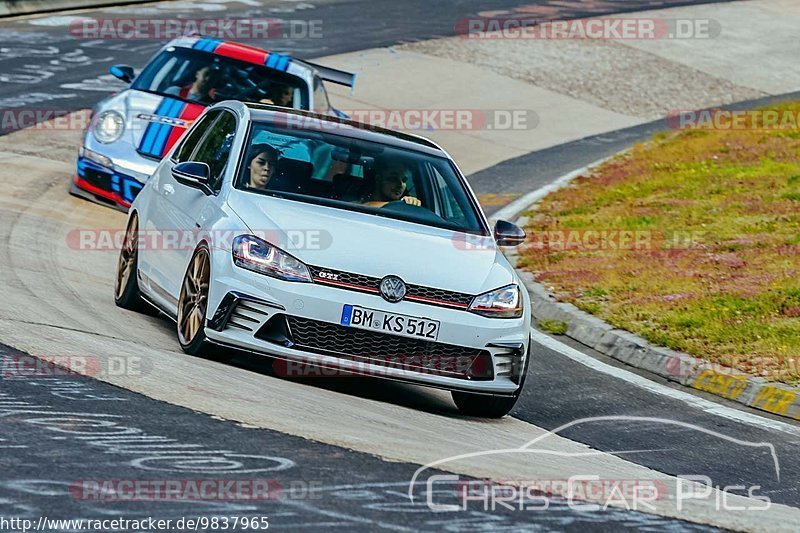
[93,110,125,144]
[469,284,523,318]
[232,235,312,283]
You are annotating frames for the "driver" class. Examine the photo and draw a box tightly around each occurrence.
[361,157,421,208]
[245,144,279,189]
[260,83,293,107]
[166,65,220,103]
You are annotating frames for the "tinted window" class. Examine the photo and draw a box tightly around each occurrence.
[132,46,308,108]
[173,110,220,163]
[235,121,485,233]
[192,111,237,191]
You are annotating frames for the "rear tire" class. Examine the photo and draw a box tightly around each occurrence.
[452,337,532,418]
[114,214,148,312]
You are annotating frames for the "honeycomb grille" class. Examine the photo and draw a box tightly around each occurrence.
[283,316,492,380]
[307,265,474,309]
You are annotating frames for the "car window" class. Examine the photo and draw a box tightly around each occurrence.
[173,110,221,163]
[235,122,485,234]
[312,76,331,115]
[191,111,237,191]
[131,46,309,108]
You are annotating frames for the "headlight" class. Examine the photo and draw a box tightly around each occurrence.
[469,284,523,318]
[92,110,125,144]
[232,235,311,283]
[79,146,112,168]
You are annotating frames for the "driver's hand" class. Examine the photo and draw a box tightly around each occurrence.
[402,196,421,206]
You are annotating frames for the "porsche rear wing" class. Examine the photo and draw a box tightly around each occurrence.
[300,60,356,88]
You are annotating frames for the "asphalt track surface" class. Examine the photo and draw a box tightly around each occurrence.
[0,342,718,531]
[1,0,799,530]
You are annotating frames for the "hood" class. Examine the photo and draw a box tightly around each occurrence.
[103,89,205,159]
[227,192,514,295]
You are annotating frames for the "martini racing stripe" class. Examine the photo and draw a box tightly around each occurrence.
[138,98,186,158]
[164,102,204,154]
[192,37,222,52]
[216,41,269,64]
[265,52,291,71]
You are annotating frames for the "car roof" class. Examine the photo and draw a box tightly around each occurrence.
[167,36,312,76]
[242,103,449,157]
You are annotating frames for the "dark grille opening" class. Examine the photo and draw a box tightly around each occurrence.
[258,315,493,380]
[81,167,113,190]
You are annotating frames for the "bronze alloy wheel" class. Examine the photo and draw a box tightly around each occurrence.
[178,247,211,347]
[114,214,148,312]
[115,216,138,301]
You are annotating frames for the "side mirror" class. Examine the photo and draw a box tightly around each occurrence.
[172,161,212,195]
[494,219,526,247]
[109,64,135,84]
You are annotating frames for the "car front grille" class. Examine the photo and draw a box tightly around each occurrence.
[307,265,475,310]
[258,315,493,380]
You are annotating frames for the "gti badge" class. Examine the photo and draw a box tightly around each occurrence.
[379,275,407,303]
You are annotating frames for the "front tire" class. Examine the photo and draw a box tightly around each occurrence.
[177,244,214,357]
[114,214,147,312]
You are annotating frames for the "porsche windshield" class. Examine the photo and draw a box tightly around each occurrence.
[131,47,307,108]
[237,121,486,234]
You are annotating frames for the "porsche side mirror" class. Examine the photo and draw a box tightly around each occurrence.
[493,219,526,247]
[109,64,135,84]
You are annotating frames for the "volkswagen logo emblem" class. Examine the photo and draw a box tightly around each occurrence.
[379,275,407,303]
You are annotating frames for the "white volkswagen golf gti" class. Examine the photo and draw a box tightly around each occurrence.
[115,101,532,417]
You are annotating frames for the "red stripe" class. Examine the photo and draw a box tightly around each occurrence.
[215,42,269,65]
[73,176,131,208]
[312,278,380,293]
[405,295,469,309]
[163,103,205,156]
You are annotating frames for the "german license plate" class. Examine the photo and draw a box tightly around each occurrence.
[340,304,440,341]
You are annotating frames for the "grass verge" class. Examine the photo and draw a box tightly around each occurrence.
[518,102,800,384]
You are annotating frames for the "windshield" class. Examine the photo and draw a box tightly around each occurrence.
[236,121,486,233]
[131,46,308,108]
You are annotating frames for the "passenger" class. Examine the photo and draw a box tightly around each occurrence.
[246,144,279,189]
[166,65,220,103]
[260,83,294,107]
[361,157,421,208]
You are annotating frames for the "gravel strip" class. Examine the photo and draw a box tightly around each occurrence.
[401,37,765,119]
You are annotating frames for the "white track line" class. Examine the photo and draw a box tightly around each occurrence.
[531,329,800,438]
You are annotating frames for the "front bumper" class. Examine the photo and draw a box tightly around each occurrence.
[70,143,158,211]
[204,259,530,395]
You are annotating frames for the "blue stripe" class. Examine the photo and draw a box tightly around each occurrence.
[139,98,172,155]
[199,38,221,52]
[265,53,280,69]
[193,38,220,52]
[276,55,291,71]
[151,99,184,156]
